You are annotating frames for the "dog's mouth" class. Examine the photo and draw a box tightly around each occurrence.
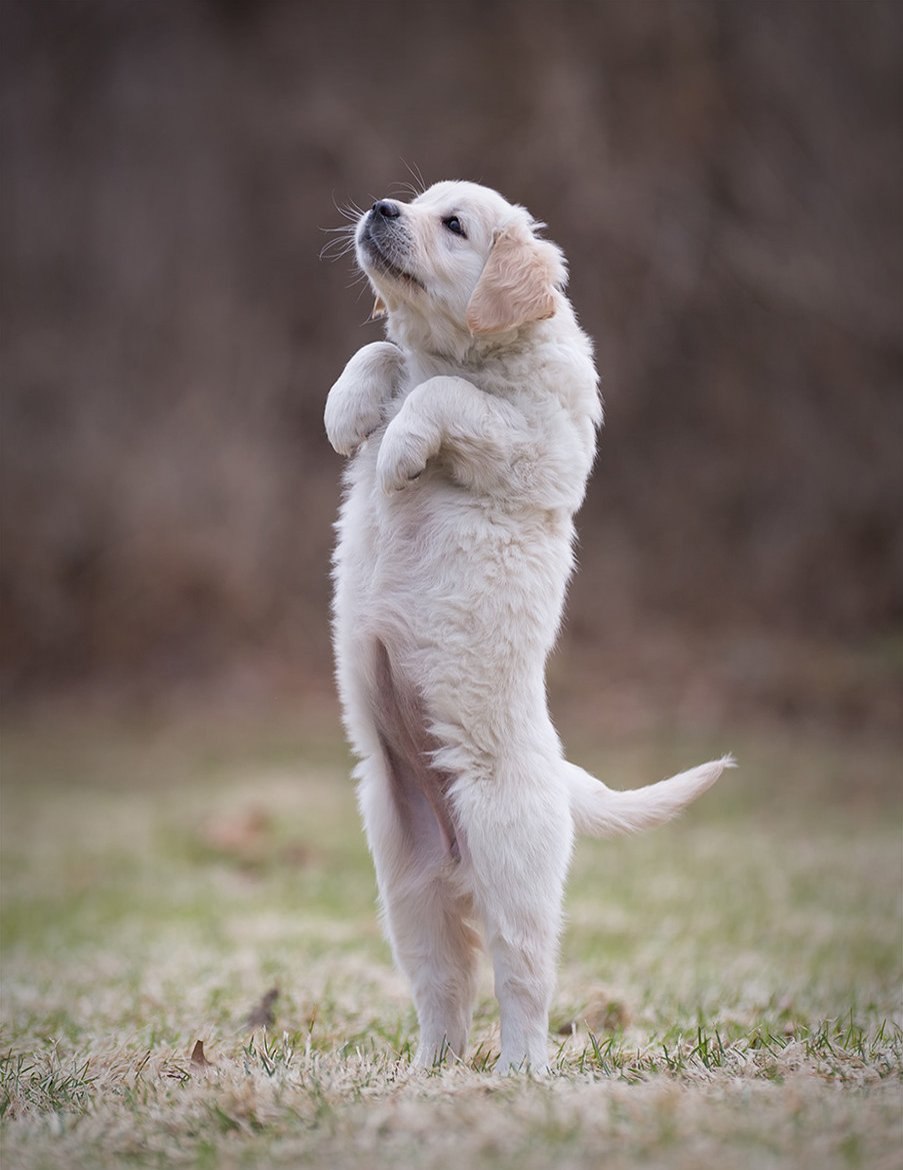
[358,219,425,290]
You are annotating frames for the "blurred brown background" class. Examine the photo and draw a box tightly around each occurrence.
[1,0,901,733]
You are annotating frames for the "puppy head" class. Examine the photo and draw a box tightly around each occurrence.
[355,181,567,353]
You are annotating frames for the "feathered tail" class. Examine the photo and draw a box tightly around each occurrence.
[564,755,735,838]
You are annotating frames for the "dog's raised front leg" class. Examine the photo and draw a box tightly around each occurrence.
[325,341,403,457]
[376,375,529,496]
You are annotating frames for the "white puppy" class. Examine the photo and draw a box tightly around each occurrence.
[325,181,732,1073]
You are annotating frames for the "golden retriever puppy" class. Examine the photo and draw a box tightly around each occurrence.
[325,181,732,1072]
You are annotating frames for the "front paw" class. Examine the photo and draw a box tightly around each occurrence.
[376,417,436,494]
[324,342,401,457]
[324,391,383,457]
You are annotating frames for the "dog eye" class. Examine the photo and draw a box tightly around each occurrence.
[442,216,466,238]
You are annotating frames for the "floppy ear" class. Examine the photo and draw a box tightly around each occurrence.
[466,223,567,335]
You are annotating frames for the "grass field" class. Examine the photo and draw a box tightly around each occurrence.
[1,708,901,1169]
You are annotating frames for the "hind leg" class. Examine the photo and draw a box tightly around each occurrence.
[357,754,482,1065]
[458,769,574,1073]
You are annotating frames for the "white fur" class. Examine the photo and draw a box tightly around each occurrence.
[326,181,733,1073]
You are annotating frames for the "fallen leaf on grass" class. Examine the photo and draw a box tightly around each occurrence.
[199,807,272,856]
[245,987,279,1029]
[190,1040,212,1069]
[556,992,631,1035]
[196,808,311,871]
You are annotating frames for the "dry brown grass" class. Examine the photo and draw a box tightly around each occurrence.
[1,712,900,1168]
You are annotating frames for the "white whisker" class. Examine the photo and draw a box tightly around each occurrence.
[319,233,358,262]
[389,180,419,202]
[320,201,362,262]
[330,193,367,224]
[400,158,427,196]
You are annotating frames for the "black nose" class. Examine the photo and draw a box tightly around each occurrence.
[372,199,401,219]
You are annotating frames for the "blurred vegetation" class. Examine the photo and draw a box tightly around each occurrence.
[1,0,901,728]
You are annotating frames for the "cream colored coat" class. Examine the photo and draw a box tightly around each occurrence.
[326,181,732,1072]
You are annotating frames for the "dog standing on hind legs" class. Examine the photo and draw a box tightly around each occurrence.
[325,180,733,1073]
